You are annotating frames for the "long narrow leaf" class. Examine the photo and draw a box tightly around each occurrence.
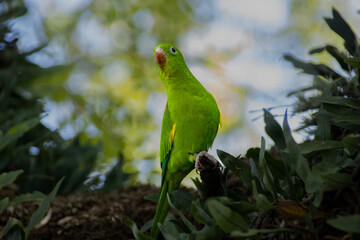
[282,111,320,193]
[284,54,341,79]
[263,109,286,150]
[259,137,278,202]
[191,199,215,226]
[263,110,296,200]
[344,57,360,68]
[167,194,196,232]
[252,180,273,211]
[282,110,310,181]
[325,8,358,56]
[158,221,181,240]
[124,219,154,240]
[217,150,252,188]
[0,117,41,151]
[0,170,23,191]
[311,96,360,110]
[249,158,267,192]
[206,198,249,233]
[284,140,344,154]
[231,228,293,238]
[0,197,9,212]
[310,45,348,71]
[10,191,46,206]
[25,177,64,237]
[1,217,25,240]
[327,215,360,234]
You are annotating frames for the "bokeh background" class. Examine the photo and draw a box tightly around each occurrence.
[6,0,360,186]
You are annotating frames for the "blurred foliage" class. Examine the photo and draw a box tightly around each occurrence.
[0,0,131,194]
[28,0,209,179]
[129,8,360,239]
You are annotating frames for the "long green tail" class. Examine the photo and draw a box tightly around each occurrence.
[150,177,179,239]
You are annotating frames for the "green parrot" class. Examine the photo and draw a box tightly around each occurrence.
[150,43,221,238]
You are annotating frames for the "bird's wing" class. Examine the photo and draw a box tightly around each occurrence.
[160,103,175,186]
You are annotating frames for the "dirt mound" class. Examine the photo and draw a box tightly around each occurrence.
[1,185,158,240]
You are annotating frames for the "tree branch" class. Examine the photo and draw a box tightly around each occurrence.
[195,151,223,198]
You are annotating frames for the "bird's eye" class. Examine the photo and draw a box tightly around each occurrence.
[170,47,176,54]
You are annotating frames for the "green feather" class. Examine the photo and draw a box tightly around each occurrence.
[150,43,220,238]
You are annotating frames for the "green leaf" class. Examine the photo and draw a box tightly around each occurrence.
[231,201,259,214]
[262,110,296,199]
[144,193,159,203]
[288,140,344,154]
[191,199,216,226]
[170,190,196,212]
[322,173,355,189]
[259,137,266,167]
[283,111,324,194]
[25,177,64,238]
[315,103,335,163]
[192,177,206,193]
[125,219,154,240]
[231,228,293,238]
[327,215,360,234]
[0,217,26,240]
[0,170,23,191]
[342,134,360,154]
[307,161,340,205]
[246,148,286,180]
[333,115,360,126]
[259,139,278,202]
[319,103,360,132]
[206,198,249,233]
[192,225,223,240]
[0,197,9,211]
[315,105,332,141]
[284,54,341,79]
[252,180,273,211]
[263,109,286,150]
[311,96,360,110]
[324,8,358,56]
[282,111,311,185]
[344,57,360,68]
[0,116,41,151]
[217,150,252,188]
[158,221,182,240]
[10,191,46,206]
[167,194,196,232]
[249,158,267,192]
[310,45,348,71]
[324,102,360,116]
[139,219,153,233]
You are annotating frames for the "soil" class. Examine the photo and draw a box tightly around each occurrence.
[0,185,160,240]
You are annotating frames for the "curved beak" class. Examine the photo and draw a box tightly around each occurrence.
[155,48,167,67]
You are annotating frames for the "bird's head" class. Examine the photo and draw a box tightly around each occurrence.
[153,44,187,77]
